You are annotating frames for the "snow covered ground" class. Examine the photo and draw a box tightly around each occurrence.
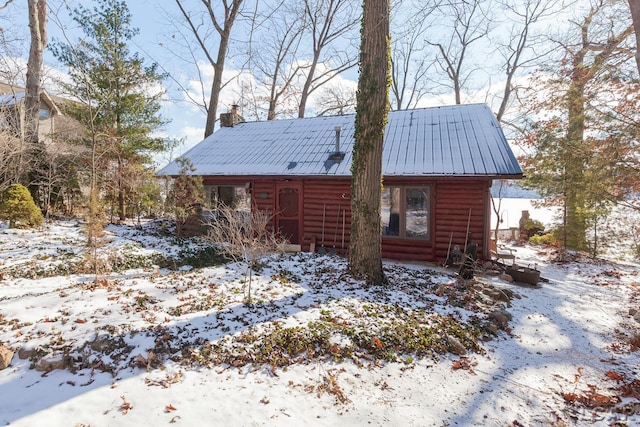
[490,198,559,230]
[1,219,639,426]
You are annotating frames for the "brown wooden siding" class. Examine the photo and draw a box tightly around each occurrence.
[433,180,489,262]
[200,175,492,263]
[302,178,352,255]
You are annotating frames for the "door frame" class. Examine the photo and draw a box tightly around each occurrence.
[275,181,303,244]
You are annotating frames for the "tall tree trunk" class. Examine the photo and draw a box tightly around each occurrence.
[205,51,227,137]
[175,0,243,138]
[565,74,587,250]
[349,0,389,285]
[25,0,47,146]
[630,0,640,76]
[297,54,318,118]
[25,0,47,207]
[562,8,632,250]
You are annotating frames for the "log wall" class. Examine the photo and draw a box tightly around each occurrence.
[433,180,490,262]
[200,175,492,263]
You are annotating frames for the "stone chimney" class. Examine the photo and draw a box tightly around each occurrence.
[220,104,245,127]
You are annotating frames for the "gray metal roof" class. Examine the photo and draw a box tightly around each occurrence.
[158,103,522,178]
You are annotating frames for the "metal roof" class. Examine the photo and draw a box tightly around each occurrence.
[0,91,26,106]
[158,103,522,178]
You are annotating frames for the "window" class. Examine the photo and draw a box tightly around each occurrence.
[39,108,50,119]
[381,186,430,239]
[204,185,251,211]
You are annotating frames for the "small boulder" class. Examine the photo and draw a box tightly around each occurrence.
[0,344,15,370]
[630,308,638,317]
[18,347,39,360]
[35,356,68,372]
[488,310,512,330]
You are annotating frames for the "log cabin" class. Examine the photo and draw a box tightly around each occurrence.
[158,103,522,262]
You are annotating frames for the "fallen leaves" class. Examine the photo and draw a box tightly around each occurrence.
[561,369,640,412]
[132,352,162,372]
[573,366,583,384]
[562,384,620,408]
[605,370,625,382]
[371,337,383,349]
[619,379,640,399]
[118,396,132,415]
[451,357,477,374]
[317,374,351,404]
[165,404,177,412]
[144,372,183,388]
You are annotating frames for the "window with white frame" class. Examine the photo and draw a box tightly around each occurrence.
[381,186,430,239]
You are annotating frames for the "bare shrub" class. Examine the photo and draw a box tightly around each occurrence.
[204,204,285,305]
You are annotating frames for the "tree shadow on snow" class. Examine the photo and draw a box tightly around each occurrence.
[0,252,445,424]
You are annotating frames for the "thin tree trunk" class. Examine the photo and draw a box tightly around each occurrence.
[25,0,47,206]
[297,54,318,118]
[349,0,389,285]
[205,55,226,137]
[25,0,47,146]
[118,157,126,221]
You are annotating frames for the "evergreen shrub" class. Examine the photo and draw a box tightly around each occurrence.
[0,184,43,228]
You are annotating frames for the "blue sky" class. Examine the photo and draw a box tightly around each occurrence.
[6,0,219,164]
[3,0,588,167]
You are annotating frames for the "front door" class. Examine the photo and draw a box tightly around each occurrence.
[276,185,301,244]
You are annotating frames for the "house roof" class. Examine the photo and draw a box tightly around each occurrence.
[158,103,522,179]
[0,91,26,106]
[0,83,62,116]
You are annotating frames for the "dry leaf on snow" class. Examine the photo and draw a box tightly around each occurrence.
[118,396,132,415]
[605,370,625,382]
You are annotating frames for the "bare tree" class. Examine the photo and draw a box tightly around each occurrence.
[492,0,563,123]
[174,0,245,137]
[24,0,46,150]
[349,0,389,284]
[390,1,437,110]
[427,0,491,104]
[297,0,360,118]
[0,0,18,66]
[518,0,635,252]
[314,81,356,116]
[249,1,308,120]
[24,0,48,208]
[562,0,633,249]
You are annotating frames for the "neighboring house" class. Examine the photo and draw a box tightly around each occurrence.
[158,103,523,262]
[0,82,61,144]
[1,82,86,155]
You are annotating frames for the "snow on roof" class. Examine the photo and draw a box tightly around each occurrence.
[158,103,523,178]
